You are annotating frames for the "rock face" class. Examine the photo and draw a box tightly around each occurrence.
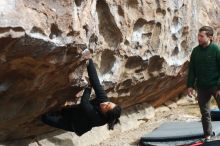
[1,0,220,141]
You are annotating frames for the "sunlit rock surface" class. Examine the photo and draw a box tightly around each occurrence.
[1,0,220,142]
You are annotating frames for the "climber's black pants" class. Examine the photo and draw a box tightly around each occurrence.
[41,108,75,132]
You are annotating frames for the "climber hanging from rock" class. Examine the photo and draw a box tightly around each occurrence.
[41,49,122,136]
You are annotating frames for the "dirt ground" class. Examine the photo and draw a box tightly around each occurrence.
[95,97,219,146]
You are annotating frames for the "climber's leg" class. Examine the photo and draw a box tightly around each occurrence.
[41,111,72,131]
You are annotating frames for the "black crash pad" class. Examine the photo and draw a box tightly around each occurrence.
[140,121,220,146]
[211,109,220,121]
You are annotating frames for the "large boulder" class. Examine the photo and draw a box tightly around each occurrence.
[1,0,220,141]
